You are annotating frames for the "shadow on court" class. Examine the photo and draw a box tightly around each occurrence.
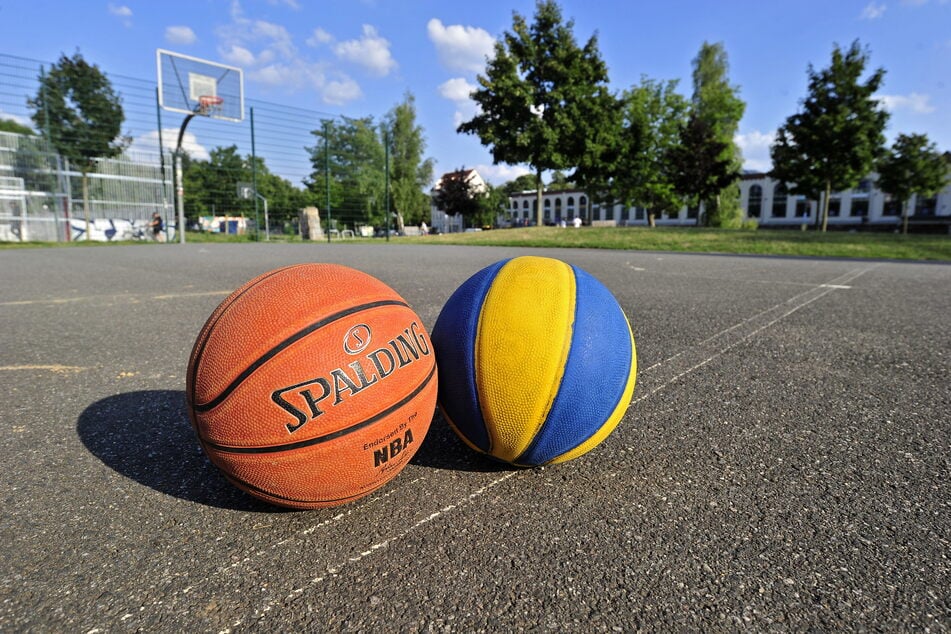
[77,391,507,513]
[76,390,277,512]
[410,410,512,474]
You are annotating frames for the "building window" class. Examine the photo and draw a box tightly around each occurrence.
[914,195,937,217]
[850,199,869,217]
[567,196,574,208]
[686,205,699,220]
[882,195,901,217]
[747,185,762,218]
[827,198,841,217]
[620,206,630,222]
[554,198,562,221]
[772,184,788,218]
[855,179,872,194]
[579,196,587,213]
[795,198,811,218]
[635,207,645,220]
[523,200,529,211]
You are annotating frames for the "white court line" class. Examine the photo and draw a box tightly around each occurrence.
[0,364,89,373]
[0,290,231,307]
[216,477,427,577]
[638,267,870,376]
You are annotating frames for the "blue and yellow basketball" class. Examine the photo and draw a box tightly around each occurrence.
[431,256,637,467]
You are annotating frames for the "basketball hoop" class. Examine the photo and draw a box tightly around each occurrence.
[197,95,224,116]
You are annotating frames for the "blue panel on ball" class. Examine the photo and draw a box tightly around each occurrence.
[431,259,510,453]
[516,266,632,465]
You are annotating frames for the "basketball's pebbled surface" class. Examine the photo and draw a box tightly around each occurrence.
[186,263,437,508]
[431,256,636,466]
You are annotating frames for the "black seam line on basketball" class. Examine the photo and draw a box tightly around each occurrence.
[201,363,435,454]
[193,298,409,413]
[188,265,303,407]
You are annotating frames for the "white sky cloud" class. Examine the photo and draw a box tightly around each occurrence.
[306,28,334,47]
[860,2,887,19]
[267,0,300,8]
[734,129,775,173]
[324,78,363,105]
[473,163,532,185]
[427,19,495,74]
[130,129,209,161]
[165,26,197,46]
[0,109,34,130]
[108,4,132,27]
[108,4,131,17]
[438,77,476,102]
[333,25,396,76]
[221,44,256,67]
[216,3,364,106]
[875,92,936,114]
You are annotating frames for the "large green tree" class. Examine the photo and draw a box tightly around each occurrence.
[667,113,739,225]
[28,52,127,236]
[612,78,688,227]
[458,0,616,227]
[876,133,949,234]
[690,41,745,227]
[382,93,435,231]
[307,116,385,229]
[770,40,889,231]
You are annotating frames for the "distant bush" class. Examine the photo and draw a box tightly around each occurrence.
[741,219,759,231]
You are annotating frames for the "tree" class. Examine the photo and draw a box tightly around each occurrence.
[458,0,616,227]
[432,168,483,228]
[876,133,949,234]
[612,78,688,227]
[182,145,248,219]
[667,113,739,224]
[478,183,509,228]
[28,52,127,236]
[182,146,310,231]
[307,116,385,229]
[770,40,889,232]
[382,93,435,231]
[505,173,541,195]
[690,41,745,227]
[547,171,574,191]
[0,119,34,135]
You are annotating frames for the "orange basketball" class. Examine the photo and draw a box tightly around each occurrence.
[186,263,437,509]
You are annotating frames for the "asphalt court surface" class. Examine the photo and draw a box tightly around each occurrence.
[1,243,948,631]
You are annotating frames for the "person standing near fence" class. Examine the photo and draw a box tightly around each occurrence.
[150,212,165,242]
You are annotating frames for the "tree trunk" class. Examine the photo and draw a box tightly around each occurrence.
[648,211,656,228]
[820,181,831,233]
[535,168,544,228]
[82,171,90,240]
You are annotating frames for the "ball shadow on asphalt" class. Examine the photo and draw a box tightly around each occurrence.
[410,409,513,474]
[77,391,508,514]
[76,390,281,513]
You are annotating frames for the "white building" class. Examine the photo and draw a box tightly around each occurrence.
[500,172,951,230]
[430,168,488,233]
[738,172,951,229]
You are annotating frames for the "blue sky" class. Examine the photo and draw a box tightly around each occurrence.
[1,0,949,185]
